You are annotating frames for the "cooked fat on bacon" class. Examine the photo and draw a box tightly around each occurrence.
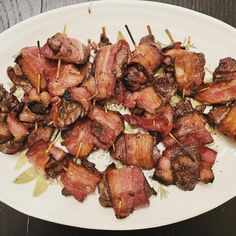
[130,35,163,78]
[123,104,173,136]
[165,49,205,95]
[98,165,156,219]
[16,47,56,90]
[123,86,163,114]
[48,64,85,97]
[93,40,130,100]
[62,119,96,159]
[111,133,160,169]
[154,99,216,190]
[41,33,90,64]
[51,97,85,129]
[208,103,236,139]
[61,162,101,202]
[88,106,124,147]
[195,57,236,104]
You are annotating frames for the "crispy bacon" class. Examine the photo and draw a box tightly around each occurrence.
[62,119,96,159]
[195,58,236,104]
[61,162,101,202]
[217,104,236,139]
[213,57,236,82]
[41,33,90,64]
[88,106,123,147]
[165,49,205,95]
[111,133,159,169]
[123,86,163,114]
[0,123,11,144]
[16,47,56,90]
[94,41,130,100]
[51,97,85,129]
[64,87,91,112]
[123,65,147,91]
[123,104,173,136]
[27,127,53,148]
[26,142,49,173]
[195,79,236,104]
[0,84,23,117]
[7,65,28,86]
[7,114,28,141]
[130,35,163,77]
[48,64,84,97]
[0,139,25,155]
[99,165,156,219]
[199,146,217,183]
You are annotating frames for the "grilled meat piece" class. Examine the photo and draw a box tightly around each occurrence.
[41,33,90,64]
[111,133,160,169]
[7,65,28,86]
[51,97,85,129]
[98,165,156,219]
[27,127,53,148]
[213,57,236,82]
[0,123,12,144]
[0,84,23,118]
[88,106,124,147]
[61,162,101,202]
[26,141,49,173]
[165,49,205,95]
[130,35,163,78]
[7,114,28,141]
[123,86,163,114]
[123,104,173,136]
[48,64,85,97]
[217,104,236,139]
[195,57,236,104]
[62,119,97,158]
[0,139,25,155]
[16,47,56,90]
[64,87,91,113]
[123,65,147,91]
[93,40,130,100]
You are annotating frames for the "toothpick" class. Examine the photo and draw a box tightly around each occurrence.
[165,29,174,43]
[204,66,213,75]
[112,143,116,151]
[102,26,106,37]
[75,142,83,160]
[169,133,196,162]
[56,24,67,80]
[125,25,137,47]
[37,74,41,94]
[62,166,68,172]
[147,25,152,35]
[34,122,38,130]
[46,130,60,153]
[88,92,98,101]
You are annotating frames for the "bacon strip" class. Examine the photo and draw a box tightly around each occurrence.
[16,47,56,90]
[165,49,205,95]
[62,119,95,159]
[61,162,101,202]
[99,165,156,219]
[123,86,163,114]
[88,106,123,147]
[41,33,90,64]
[123,104,173,136]
[7,114,28,141]
[111,133,159,169]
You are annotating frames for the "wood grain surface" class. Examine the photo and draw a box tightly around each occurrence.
[0,0,235,235]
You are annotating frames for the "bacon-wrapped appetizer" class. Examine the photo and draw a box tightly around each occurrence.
[98,165,156,219]
[111,133,160,169]
[195,57,236,104]
[41,32,90,64]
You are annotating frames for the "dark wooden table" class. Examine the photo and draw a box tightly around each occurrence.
[0,0,235,235]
